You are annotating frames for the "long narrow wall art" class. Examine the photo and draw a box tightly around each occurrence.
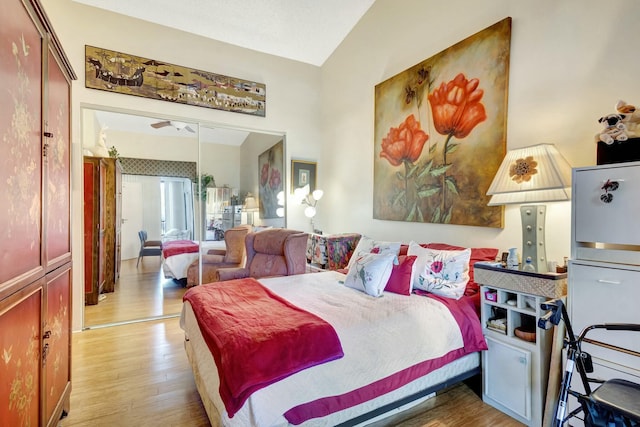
[85,45,266,117]
[373,18,511,228]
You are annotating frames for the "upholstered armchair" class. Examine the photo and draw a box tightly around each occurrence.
[216,228,308,281]
[186,225,252,287]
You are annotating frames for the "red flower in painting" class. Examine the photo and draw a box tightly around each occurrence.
[269,168,281,190]
[260,163,269,187]
[380,114,429,167]
[430,260,444,274]
[428,73,487,139]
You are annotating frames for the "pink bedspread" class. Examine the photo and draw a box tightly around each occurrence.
[183,278,344,418]
[162,240,198,258]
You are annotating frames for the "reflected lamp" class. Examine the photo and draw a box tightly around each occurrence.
[486,144,572,272]
[242,192,259,225]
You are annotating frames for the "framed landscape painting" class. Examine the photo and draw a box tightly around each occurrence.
[373,18,511,228]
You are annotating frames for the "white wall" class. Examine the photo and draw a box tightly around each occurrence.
[319,0,640,266]
[43,0,322,330]
[43,0,640,331]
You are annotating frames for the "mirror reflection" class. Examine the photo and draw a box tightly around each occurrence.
[81,107,286,328]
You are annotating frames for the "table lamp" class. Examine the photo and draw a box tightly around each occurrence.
[486,144,572,272]
[242,193,259,225]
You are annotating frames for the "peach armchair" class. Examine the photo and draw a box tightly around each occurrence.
[186,225,252,287]
[216,228,308,282]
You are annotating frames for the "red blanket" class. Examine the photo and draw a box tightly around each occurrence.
[161,239,198,258]
[183,278,344,417]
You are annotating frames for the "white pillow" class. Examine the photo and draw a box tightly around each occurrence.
[410,244,471,299]
[344,253,396,297]
[346,236,401,270]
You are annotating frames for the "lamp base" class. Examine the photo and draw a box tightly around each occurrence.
[520,205,548,273]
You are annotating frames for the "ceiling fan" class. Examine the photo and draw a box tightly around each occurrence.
[150,120,195,133]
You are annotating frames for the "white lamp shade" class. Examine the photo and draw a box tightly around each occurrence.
[312,189,323,201]
[486,143,572,205]
[276,207,285,217]
[243,195,258,210]
[304,206,316,218]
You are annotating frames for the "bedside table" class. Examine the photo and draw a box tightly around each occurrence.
[474,262,567,427]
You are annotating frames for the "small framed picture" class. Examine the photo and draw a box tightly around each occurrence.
[291,160,317,193]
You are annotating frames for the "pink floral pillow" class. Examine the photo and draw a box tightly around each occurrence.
[346,236,401,270]
[384,255,417,296]
[344,253,396,297]
[408,242,471,299]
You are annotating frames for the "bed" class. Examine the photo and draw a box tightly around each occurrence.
[180,267,488,427]
[162,240,226,280]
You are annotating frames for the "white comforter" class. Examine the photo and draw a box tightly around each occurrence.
[181,271,479,426]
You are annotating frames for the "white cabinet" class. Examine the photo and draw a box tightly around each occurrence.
[569,161,640,421]
[475,263,567,426]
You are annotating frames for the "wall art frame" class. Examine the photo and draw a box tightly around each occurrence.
[291,160,317,194]
[85,45,266,117]
[258,140,284,219]
[373,17,511,228]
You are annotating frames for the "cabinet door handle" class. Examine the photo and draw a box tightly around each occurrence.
[519,356,527,365]
[597,279,622,285]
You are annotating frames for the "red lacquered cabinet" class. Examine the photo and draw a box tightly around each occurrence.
[0,0,75,425]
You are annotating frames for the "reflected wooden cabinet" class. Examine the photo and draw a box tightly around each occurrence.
[103,158,123,290]
[0,0,75,424]
[84,157,122,300]
[84,157,106,305]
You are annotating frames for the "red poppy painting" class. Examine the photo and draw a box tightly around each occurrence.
[374,18,511,228]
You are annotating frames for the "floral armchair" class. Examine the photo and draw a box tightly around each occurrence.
[216,228,308,281]
[306,233,361,270]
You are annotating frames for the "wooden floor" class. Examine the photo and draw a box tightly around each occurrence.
[62,263,524,427]
[84,258,186,327]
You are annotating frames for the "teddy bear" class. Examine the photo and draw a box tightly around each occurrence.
[615,100,640,137]
[597,113,628,145]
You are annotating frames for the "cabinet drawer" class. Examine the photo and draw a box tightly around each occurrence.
[569,262,640,371]
[573,164,640,246]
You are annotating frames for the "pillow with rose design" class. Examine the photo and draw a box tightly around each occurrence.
[344,252,396,297]
[408,243,471,299]
[346,236,401,270]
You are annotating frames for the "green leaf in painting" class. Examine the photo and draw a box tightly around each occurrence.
[430,164,451,177]
[429,143,438,154]
[443,206,453,223]
[406,163,420,179]
[396,171,405,180]
[407,202,417,221]
[417,160,433,179]
[445,143,459,154]
[431,206,441,223]
[445,176,459,195]
[393,189,406,206]
[417,185,441,198]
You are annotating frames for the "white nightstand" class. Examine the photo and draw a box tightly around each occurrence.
[474,263,567,427]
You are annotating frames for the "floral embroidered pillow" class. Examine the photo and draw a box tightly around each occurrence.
[411,247,471,299]
[344,253,396,297]
[346,236,401,270]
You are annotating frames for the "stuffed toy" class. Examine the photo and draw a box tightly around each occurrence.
[615,100,640,137]
[597,113,628,145]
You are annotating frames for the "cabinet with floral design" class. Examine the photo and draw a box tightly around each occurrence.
[0,0,75,425]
